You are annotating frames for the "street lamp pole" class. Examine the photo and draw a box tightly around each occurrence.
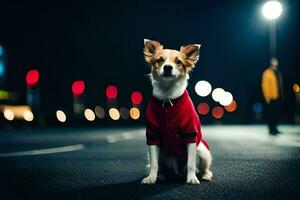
[269,21,276,58]
[262,0,283,58]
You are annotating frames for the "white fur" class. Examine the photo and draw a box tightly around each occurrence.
[186,143,200,184]
[141,142,213,184]
[141,145,159,184]
[150,74,189,100]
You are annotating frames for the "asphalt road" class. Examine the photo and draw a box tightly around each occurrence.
[0,125,300,200]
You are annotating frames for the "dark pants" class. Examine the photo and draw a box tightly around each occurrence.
[265,100,281,134]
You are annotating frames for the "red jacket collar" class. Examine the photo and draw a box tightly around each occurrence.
[150,90,189,107]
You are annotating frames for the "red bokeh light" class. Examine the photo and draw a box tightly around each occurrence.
[26,70,39,87]
[131,91,143,105]
[72,80,85,96]
[212,106,224,119]
[106,85,118,99]
[197,102,209,115]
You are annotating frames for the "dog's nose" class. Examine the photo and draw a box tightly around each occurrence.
[163,65,173,73]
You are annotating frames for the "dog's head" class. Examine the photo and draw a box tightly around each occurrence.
[144,39,200,82]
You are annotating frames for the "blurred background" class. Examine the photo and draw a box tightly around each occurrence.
[0,0,299,128]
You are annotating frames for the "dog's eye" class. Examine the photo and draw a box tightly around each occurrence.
[175,59,182,65]
[156,57,164,65]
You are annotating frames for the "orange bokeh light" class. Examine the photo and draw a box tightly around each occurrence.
[224,100,237,112]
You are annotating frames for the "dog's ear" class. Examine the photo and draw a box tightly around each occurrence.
[180,44,201,67]
[144,39,163,64]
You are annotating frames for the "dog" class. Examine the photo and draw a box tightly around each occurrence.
[141,39,213,184]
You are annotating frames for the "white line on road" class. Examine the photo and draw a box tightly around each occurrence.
[274,140,300,147]
[0,144,85,158]
[106,131,144,143]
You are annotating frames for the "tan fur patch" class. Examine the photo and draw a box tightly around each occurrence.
[144,40,200,77]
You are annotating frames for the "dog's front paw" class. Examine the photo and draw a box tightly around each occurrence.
[141,175,157,184]
[202,170,213,181]
[186,174,200,185]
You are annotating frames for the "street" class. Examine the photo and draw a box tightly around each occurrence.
[0,125,300,200]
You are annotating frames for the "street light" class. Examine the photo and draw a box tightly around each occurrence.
[262,1,283,57]
[262,1,282,20]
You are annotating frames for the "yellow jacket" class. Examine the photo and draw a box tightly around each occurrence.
[261,68,281,102]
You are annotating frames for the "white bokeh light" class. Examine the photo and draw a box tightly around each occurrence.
[3,109,14,121]
[195,80,212,97]
[56,110,67,123]
[23,110,34,122]
[212,88,225,102]
[219,92,233,106]
[262,1,283,20]
[109,108,120,120]
[84,108,95,121]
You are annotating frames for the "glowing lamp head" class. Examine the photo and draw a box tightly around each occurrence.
[72,80,85,96]
[26,70,39,87]
[262,1,283,20]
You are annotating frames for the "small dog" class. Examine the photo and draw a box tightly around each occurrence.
[141,39,213,184]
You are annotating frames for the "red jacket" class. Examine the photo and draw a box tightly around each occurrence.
[146,90,209,164]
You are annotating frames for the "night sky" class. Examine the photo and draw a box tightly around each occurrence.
[0,0,299,124]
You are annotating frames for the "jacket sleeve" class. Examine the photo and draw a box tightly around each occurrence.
[179,106,200,144]
[145,103,160,145]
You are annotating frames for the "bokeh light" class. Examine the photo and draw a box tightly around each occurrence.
[23,110,34,122]
[197,103,210,115]
[219,91,233,106]
[94,106,105,119]
[262,1,283,20]
[3,109,14,121]
[109,108,120,120]
[120,107,129,120]
[212,106,224,119]
[0,45,3,56]
[84,108,95,121]
[106,85,118,99]
[293,83,300,93]
[195,80,212,97]
[72,80,85,96]
[131,91,143,105]
[0,62,4,76]
[253,102,263,113]
[26,69,39,87]
[224,100,237,112]
[56,110,67,123]
[212,88,225,102]
[130,107,140,120]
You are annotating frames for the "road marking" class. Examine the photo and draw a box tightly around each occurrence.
[274,140,300,147]
[106,131,144,143]
[0,144,85,158]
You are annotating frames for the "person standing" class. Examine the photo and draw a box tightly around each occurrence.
[261,57,284,135]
